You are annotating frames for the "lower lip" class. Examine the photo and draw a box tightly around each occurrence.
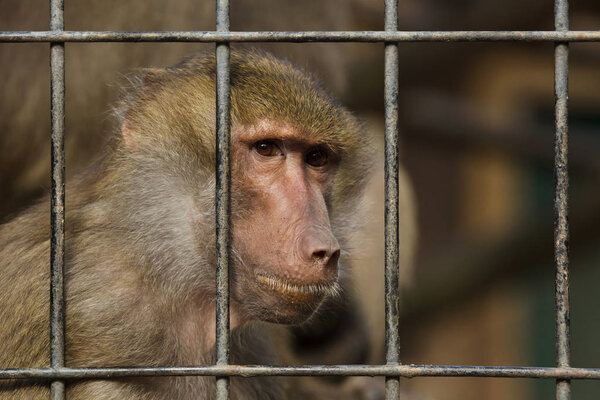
[255,273,336,299]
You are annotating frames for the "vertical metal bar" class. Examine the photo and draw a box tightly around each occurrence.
[215,0,231,399]
[384,0,400,399]
[49,0,66,399]
[554,1,571,400]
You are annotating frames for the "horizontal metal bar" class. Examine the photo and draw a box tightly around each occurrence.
[1,365,599,380]
[0,30,599,43]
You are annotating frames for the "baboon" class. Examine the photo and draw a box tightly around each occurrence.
[0,51,376,399]
[0,1,416,384]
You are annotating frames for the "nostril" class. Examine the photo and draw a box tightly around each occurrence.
[311,248,340,267]
[312,250,328,260]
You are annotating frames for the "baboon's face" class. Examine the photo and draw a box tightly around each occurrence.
[231,119,341,324]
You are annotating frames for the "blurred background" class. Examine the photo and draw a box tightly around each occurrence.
[1,1,599,399]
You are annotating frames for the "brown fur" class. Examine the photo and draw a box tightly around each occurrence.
[0,51,373,399]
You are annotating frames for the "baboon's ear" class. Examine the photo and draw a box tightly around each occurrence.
[139,68,168,86]
[120,115,138,151]
[120,68,167,150]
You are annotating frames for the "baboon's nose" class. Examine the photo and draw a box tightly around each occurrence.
[300,230,340,279]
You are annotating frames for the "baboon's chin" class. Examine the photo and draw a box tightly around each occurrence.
[255,302,323,325]
[239,272,338,324]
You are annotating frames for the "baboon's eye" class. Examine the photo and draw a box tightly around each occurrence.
[305,146,328,167]
[254,140,282,157]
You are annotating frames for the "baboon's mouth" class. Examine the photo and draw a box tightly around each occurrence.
[255,272,339,298]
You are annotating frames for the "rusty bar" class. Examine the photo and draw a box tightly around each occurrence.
[49,0,65,399]
[215,0,231,399]
[384,0,400,399]
[0,365,599,380]
[554,1,571,400]
[0,30,600,43]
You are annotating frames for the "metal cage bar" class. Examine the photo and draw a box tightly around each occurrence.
[49,0,66,399]
[554,1,571,400]
[1,30,600,42]
[1,364,599,380]
[383,0,400,399]
[215,0,231,399]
